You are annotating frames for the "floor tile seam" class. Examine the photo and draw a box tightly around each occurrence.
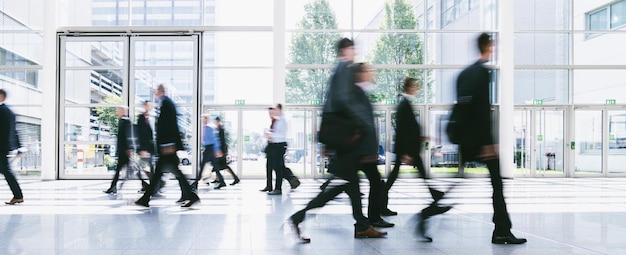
[451,212,609,255]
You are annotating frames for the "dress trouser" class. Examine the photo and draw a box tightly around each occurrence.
[359,161,385,223]
[269,142,287,191]
[138,153,198,203]
[196,145,225,186]
[0,150,23,199]
[291,151,369,231]
[485,157,512,234]
[109,154,130,189]
[383,151,428,210]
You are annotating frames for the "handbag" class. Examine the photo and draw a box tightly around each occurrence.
[318,112,361,151]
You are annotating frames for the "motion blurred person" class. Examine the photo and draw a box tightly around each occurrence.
[137,101,157,193]
[135,84,199,208]
[266,103,289,195]
[192,114,226,190]
[0,89,24,205]
[215,117,240,185]
[455,33,526,244]
[260,106,300,192]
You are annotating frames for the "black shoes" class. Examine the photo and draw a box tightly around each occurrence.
[230,179,240,186]
[103,188,117,194]
[181,197,200,208]
[267,190,282,195]
[370,219,395,228]
[214,183,227,189]
[381,208,398,216]
[421,204,452,219]
[259,187,272,192]
[134,200,149,208]
[288,177,301,189]
[491,232,527,244]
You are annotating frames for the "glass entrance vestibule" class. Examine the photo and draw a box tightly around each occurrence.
[58,32,626,179]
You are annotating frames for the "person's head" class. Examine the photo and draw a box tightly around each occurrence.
[202,114,210,125]
[402,77,420,96]
[116,106,128,118]
[142,100,152,113]
[477,33,493,60]
[0,89,6,103]
[274,103,283,115]
[155,84,166,99]
[355,63,374,83]
[337,38,355,62]
[215,117,222,127]
[267,107,275,118]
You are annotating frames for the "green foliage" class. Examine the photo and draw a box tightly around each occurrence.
[369,0,426,103]
[286,0,341,104]
[95,95,122,136]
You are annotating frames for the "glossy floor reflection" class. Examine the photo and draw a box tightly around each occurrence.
[1,177,626,254]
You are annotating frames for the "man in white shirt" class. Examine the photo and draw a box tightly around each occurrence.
[266,104,288,195]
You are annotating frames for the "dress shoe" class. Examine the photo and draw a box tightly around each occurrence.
[210,180,219,183]
[491,233,527,244]
[429,188,445,202]
[214,183,227,190]
[417,213,433,242]
[288,215,310,243]
[421,204,452,219]
[103,188,117,194]
[354,226,387,238]
[288,177,301,189]
[370,219,395,228]
[134,200,149,208]
[190,181,198,191]
[230,179,240,186]
[267,190,282,195]
[176,197,189,203]
[381,208,398,216]
[181,197,200,208]
[5,198,24,205]
[259,187,272,192]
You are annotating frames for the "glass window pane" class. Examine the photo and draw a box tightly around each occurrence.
[62,143,116,175]
[372,68,427,104]
[286,0,350,29]
[286,32,344,65]
[211,0,272,26]
[437,0,498,30]
[588,8,608,30]
[131,0,202,26]
[514,0,570,30]
[574,33,626,65]
[573,70,626,104]
[0,69,41,92]
[204,32,273,67]
[608,110,626,173]
[203,68,272,105]
[574,110,603,174]
[514,70,569,105]
[65,70,125,104]
[429,109,459,175]
[514,33,569,65]
[65,107,119,142]
[11,106,42,178]
[429,69,463,104]
[134,40,195,67]
[285,68,332,104]
[65,41,125,67]
[427,32,484,65]
[535,110,565,175]
[611,1,626,28]
[241,110,271,177]
[355,0,426,30]
[362,33,425,66]
[0,32,43,64]
[133,69,193,104]
[0,0,44,30]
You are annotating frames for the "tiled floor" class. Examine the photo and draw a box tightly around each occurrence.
[1,177,626,254]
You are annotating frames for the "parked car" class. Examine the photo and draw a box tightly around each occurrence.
[430,144,459,167]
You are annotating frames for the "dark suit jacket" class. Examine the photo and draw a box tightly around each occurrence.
[456,59,494,160]
[0,104,19,151]
[393,96,421,156]
[116,117,132,156]
[218,126,228,156]
[156,96,183,151]
[136,113,155,154]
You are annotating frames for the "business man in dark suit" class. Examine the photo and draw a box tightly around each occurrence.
[136,101,160,194]
[0,89,24,205]
[135,84,199,208]
[288,41,386,242]
[455,33,526,244]
[104,107,147,194]
[215,117,239,185]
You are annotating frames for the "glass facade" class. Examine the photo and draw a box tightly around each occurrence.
[1,0,626,179]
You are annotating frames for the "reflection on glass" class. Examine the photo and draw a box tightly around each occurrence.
[514,70,569,105]
[536,110,564,175]
[200,110,240,177]
[134,41,194,66]
[514,34,569,65]
[65,70,124,104]
[514,110,531,176]
[374,110,388,174]
[573,70,626,104]
[134,70,193,104]
[575,111,602,174]
[429,110,459,175]
[284,110,313,178]
[63,143,115,175]
[203,68,272,105]
[608,111,626,173]
[65,107,119,142]
[285,68,333,104]
[65,41,125,67]
[241,111,271,178]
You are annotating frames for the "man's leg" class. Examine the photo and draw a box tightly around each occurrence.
[382,159,402,213]
[0,151,23,201]
[165,154,199,206]
[269,144,286,193]
[106,155,129,193]
[135,157,165,206]
[261,146,273,191]
[361,162,389,227]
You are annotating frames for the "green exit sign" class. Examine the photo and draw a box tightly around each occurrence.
[386,99,396,105]
[310,99,321,105]
[244,135,250,141]
[606,99,616,105]
[235,99,245,105]
[533,99,543,105]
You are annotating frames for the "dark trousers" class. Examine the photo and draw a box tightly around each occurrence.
[291,152,369,231]
[138,153,198,203]
[109,154,129,189]
[196,145,225,186]
[264,143,291,191]
[383,151,429,210]
[359,161,385,222]
[485,158,512,233]
[0,150,23,199]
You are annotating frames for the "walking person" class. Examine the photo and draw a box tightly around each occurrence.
[266,103,288,195]
[260,106,300,192]
[192,114,226,190]
[288,39,386,242]
[0,89,24,205]
[136,100,159,193]
[135,84,199,208]
[214,117,240,185]
[104,106,148,194]
[453,33,526,244]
